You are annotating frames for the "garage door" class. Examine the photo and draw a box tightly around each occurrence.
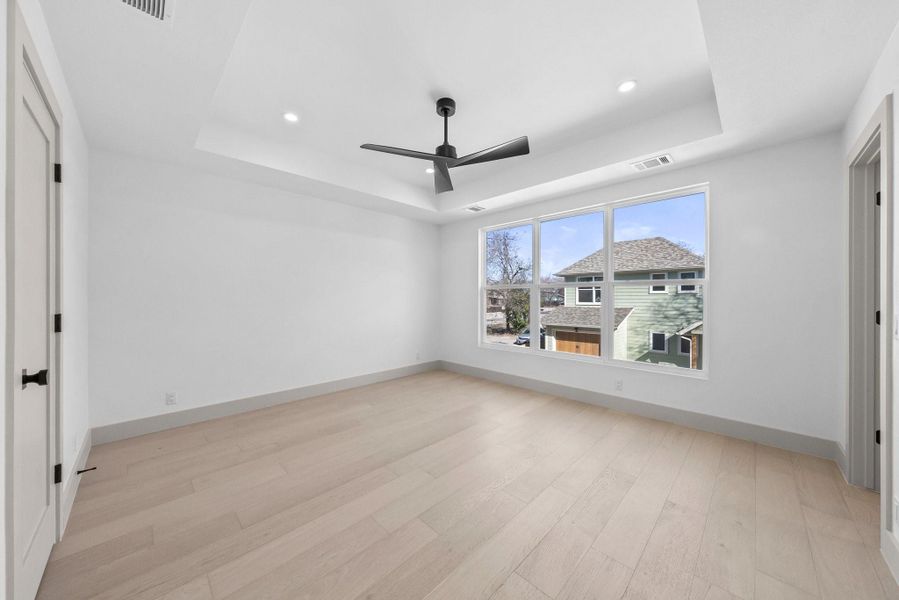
[555,331,601,356]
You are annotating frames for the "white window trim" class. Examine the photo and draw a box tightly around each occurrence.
[649,272,668,294]
[574,275,602,305]
[478,182,710,379]
[679,335,692,356]
[649,331,669,354]
[678,271,698,293]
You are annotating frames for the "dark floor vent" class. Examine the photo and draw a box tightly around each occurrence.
[122,0,169,21]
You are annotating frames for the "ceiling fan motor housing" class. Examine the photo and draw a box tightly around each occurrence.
[435,143,457,159]
[436,97,456,117]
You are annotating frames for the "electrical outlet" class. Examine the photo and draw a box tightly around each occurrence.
[165,392,177,406]
[416,351,421,361]
[615,380,624,392]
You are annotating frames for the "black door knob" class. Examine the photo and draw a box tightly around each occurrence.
[22,369,49,389]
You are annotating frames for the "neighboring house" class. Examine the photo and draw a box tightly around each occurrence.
[542,237,704,368]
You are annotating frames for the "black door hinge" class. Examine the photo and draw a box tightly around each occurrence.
[876,430,881,445]
[876,310,881,325]
[876,191,881,206]
[54,313,62,333]
[53,163,62,184]
[53,463,61,484]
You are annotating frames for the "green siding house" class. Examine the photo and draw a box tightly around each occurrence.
[542,237,705,369]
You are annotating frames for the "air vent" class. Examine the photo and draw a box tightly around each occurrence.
[122,0,173,21]
[631,154,673,172]
[465,205,487,213]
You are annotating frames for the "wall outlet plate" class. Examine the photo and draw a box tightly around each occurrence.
[165,392,177,405]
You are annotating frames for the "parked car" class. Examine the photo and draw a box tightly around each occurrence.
[514,327,546,348]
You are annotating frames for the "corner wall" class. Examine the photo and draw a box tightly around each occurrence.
[440,132,845,446]
[88,151,440,428]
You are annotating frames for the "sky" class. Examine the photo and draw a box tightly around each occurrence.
[488,192,706,281]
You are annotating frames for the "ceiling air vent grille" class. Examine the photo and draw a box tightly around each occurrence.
[631,154,673,172]
[465,206,487,213]
[122,0,170,21]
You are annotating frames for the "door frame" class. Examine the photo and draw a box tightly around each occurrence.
[4,3,64,597]
[847,95,893,528]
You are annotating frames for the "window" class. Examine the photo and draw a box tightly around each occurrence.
[479,187,707,373]
[576,275,602,304]
[483,225,532,349]
[678,271,697,293]
[650,332,668,353]
[649,272,667,294]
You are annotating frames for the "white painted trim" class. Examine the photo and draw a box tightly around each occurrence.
[58,430,90,536]
[846,96,894,545]
[440,361,843,461]
[649,331,668,354]
[883,531,899,589]
[91,361,441,444]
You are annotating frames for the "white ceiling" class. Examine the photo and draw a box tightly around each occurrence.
[38,0,899,222]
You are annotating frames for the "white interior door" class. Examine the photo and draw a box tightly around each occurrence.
[12,47,59,600]
[874,159,882,492]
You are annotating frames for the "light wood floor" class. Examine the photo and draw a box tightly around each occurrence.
[38,370,897,600]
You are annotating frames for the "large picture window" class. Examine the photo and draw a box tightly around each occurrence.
[480,187,707,372]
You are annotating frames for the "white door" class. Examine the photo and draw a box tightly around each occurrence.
[12,46,60,600]
[874,159,881,492]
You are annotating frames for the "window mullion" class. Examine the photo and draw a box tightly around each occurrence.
[531,219,540,354]
[602,205,614,359]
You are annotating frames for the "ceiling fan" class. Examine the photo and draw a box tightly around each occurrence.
[361,97,530,194]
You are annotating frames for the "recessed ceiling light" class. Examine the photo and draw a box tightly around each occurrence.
[617,80,637,93]
[425,167,435,174]
[283,112,299,123]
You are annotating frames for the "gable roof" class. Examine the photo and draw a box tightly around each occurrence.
[541,307,633,330]
[555,237,704,276]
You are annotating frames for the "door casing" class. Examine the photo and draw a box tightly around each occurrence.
[847,95,894,533]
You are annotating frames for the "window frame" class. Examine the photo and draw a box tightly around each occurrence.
[649,331,669,354]
[679,335,692,357]
[678,271,698,294]
[478,183,709,379]
[575,275,603,305]
[649,272,668,294]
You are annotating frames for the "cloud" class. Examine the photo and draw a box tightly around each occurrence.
[615,224,654,240]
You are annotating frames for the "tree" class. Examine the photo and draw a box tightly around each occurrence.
[486,230,532,332]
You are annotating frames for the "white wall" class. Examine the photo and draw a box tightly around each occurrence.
[440,132,845,444]
[844,17,899,576]
[88,151,439,428]
[4,0,90,594]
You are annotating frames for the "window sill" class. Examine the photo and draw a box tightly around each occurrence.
[478,341,709,380]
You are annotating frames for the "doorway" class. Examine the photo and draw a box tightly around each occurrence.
[847,95,893,535]
[6,5,63,599]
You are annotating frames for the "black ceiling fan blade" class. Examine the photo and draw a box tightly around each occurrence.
[451,136,530,168]
[434,160,453,194]
[360,144,440,162]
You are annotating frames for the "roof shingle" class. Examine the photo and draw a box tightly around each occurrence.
[541,306,633,330]
[555,237,704,276]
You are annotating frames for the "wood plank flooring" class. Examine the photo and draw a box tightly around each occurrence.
[37,370,898,600]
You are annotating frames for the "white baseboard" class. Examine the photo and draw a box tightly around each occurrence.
[882,530,899,588]
[59,429,91,537]
[91,362,441,444]
[438,360,845,464]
